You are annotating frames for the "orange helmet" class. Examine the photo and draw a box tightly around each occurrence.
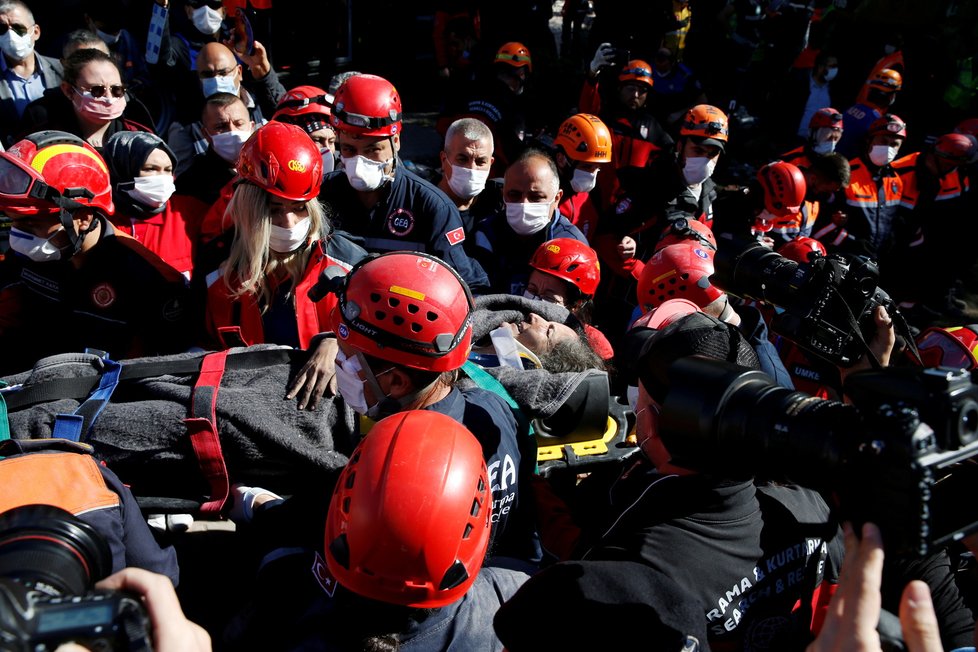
[529,237,601,297]
[554,113,612,164]
[757,161,806,217]
[618,59,654,88]
[330,74,402,137]
[867,68,903,93]
[325,411,492,608]
[0,131,114,220]
[680,104,728,150]
[494,42,532,72]
[237,122,323,201]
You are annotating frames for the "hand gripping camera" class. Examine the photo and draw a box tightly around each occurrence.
[659,357,978,557]
[0,505,152,652]
[713,238,898,367]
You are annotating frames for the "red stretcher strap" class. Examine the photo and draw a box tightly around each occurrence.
[184,350,231,517]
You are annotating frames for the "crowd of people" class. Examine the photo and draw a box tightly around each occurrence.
[2,0,978,650]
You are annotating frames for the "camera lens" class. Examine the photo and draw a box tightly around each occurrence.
[956,399,978,446]
[0,505,112,596]
[713,238,801,307]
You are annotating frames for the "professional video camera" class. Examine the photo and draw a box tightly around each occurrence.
[659,356,978,557]
[0,505,152,651]
[714,237,901,367]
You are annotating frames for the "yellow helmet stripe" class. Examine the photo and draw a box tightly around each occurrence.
[30,144,108,176]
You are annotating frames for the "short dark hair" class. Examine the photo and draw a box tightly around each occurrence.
[202,91,245,118]
[809,151,851,188]
[63,48,119,87]
[62,29,104,59]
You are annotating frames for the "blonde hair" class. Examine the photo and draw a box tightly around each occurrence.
[223,183,328,310]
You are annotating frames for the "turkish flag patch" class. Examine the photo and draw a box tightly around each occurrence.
[446,227,466,246]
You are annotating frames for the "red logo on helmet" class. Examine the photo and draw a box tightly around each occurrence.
[91,283,116,308]
[445,227,465,246]
[386,208,415,236]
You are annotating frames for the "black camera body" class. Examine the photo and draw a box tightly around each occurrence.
[659,357,978,557]
[610,47,631,67]
[714,239,895,367]
[0,579,151,652]
[0,505,152,652]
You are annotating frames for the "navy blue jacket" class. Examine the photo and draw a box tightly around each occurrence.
[319,164,489,293]
[473,210,587,296]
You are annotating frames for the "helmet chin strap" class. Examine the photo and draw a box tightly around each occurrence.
[355,351,434,420]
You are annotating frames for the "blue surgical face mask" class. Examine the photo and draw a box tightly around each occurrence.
[201,73,239,98]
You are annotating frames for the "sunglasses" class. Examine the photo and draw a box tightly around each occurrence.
[74,84,127,99]
[198,66,237,79]
[0,22,33,37]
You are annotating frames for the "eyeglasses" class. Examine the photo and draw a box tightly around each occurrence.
[199,66,237,79]
[74,84,127,99]
[0,22,33,37]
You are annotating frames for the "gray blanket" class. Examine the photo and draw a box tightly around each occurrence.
[3,347,356,502]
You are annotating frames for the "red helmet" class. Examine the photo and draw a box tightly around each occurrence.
[636,242,724,312]
[329,252,475,371]
[680,104,728,150]
[330,74,402,137]
[809,107,843,130]
[914,326,978,370]
[954,118,978,139]
[618,59,654,88]
[237,122,323,202]
[554,113,612,164]
[757,161,806,217]
[495,41,532,73]
[778,237,826,264]
[324,410,491,608]
[655,216,717,251]
[934,133,978,165]
[867,113,907,139]
[867,68,903,93]
[273,85,332,120]
[529,238,600,297]
[0,130,114,219]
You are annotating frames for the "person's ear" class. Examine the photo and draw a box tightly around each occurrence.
[32,23,40,42]
[391,133,401,154]
[60,81,73,100]
[439,150,450,171]
[382,366,413,399]
[553,187,563,206]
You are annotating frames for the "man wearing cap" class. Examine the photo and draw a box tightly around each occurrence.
[547,310,845,651]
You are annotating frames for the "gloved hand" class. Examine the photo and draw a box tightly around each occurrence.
[589,43,615,75]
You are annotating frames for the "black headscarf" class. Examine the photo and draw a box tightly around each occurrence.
[103,131,177,218]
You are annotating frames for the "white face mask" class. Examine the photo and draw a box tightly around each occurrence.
[127,174,175,208]
[570,167,599,193]
[683,156,717,185]
[200,73,239,98]
[95,27,121,46]
[869,144,899,167]
[447,164,490,199]
[0,28,34,62]
[505,201,552,235]
[823,66,839,82]
[209,129,251,164]
[320,147,335,176]
[268,216,311,253]
[334,349,369,414]
[8,226,64,262]
[192,5,224,35]
[341,155,391,192]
